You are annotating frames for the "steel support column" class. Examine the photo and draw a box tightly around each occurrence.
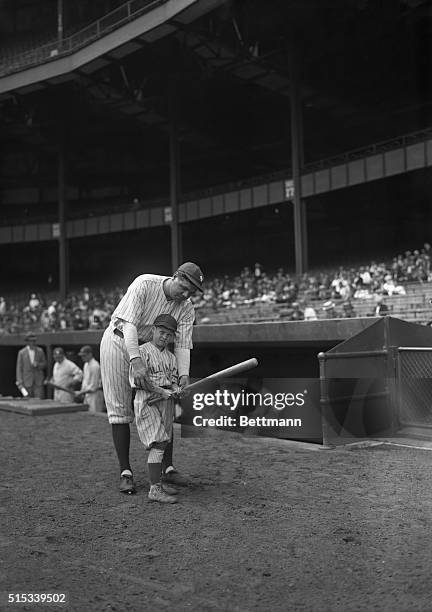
[289,50,308,274]
[58,146,69,300]
[169,85,182,272]
[57,0,64,46]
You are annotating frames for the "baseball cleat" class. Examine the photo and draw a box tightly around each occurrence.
[148,484,178,504]
[162,469,189,487]
[119,474,136,495]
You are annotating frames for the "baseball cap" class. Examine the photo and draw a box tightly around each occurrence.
[24,332,36,341]
[177,262,204,293]
[153,314,178,333]
[78,345,93,356]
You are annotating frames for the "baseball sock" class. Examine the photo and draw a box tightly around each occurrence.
[162,434,174,474]
[111,424,132,474]
[148,462,162,486]
[148,446,165,485]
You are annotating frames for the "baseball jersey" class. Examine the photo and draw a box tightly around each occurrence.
[132,342,178,449]
[112,274,194,349]
[81,358,102,393]
[53,358,83,403]
[81,358,105,413]
[129,342,178,393]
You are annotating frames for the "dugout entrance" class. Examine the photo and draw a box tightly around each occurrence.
[319,316,432,446]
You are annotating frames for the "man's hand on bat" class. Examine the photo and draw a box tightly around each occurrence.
[177,375,190,398]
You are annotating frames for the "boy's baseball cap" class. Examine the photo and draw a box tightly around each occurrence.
[153,314,178,332]
[177,262,204,292]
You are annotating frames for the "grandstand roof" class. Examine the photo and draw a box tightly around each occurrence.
[0,0,431,218]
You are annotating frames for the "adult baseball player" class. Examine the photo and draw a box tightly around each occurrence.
[75,345,105,413]
[50,347,83,403]
[100,261,204,494]
[131,314,180,504]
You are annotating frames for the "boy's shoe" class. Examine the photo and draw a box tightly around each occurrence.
[148,484,178,504]
[162,468,189,487]
[161,483,179,495]
[119,472,136,494]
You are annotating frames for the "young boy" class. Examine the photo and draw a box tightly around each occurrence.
[130,313,180,504]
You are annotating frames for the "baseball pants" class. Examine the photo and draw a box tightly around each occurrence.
[134,396,174,449]
[100,327,134,424]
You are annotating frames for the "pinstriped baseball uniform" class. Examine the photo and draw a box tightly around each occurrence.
[100,274,194,425]
[130,342,178,449]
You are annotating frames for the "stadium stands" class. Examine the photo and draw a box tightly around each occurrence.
[1,245,432,335]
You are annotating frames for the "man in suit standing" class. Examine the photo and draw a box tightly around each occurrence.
[16,332,47,398]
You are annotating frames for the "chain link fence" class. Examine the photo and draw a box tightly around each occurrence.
[397,348,432,428]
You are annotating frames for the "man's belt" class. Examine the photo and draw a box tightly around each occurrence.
[113,328,146,345]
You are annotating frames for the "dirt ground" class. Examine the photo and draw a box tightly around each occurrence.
[1,410,432,612]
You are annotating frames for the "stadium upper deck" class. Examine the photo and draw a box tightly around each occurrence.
[1,0,431,213]
[0,0,431,289]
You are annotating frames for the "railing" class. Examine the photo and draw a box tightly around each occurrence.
[1,125,431,230]
[0,0,167,77]
[183,126,432,203]
[302,127,432,172]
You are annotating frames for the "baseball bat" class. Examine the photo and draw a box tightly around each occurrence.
[183,358,259,393]
[44,380,76,396]
[147,358,259,405]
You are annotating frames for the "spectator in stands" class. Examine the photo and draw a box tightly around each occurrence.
[0,297,6,316]
[82,287,90,304]
[341,300,357,318]
[353,283,373,299]
[391,256,403,282]
[331,271,349,300]
[382,275,406,296]
[372,295,389,317]
[28,293,41,312]
[72,309,89,330]
[5,238,432,330]
[89,300,108,329]
[359,266,371,287]
[303,303,318,321]
[259,287,277,304]
[318,277,332,300]
[290,302,304,321]
[254,262,262,282]
[47,301,57,317]
[50,347,83,403]
[58,307,70,330]
[40,308,51,332]
[322,300,338,319]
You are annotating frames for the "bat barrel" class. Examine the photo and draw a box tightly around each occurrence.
[206,358,258,380]
[185,358,258,393]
